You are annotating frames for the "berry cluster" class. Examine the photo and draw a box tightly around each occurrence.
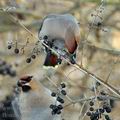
[0,59,16,77]
[49,83,66,115]
[86,91,112,120]
[7,41,39,64]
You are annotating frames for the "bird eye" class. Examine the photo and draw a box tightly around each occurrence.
[22,85,31,92]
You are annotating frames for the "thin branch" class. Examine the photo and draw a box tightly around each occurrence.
[1,7,120,98]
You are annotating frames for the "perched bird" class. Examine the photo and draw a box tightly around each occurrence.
[38,14,80,67]
[12,76,61,120]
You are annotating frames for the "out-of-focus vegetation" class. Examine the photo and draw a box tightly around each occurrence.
[0,0,120,120]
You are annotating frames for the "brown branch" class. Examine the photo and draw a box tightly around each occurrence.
[1,7,120,98]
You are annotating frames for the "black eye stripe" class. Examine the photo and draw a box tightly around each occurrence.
[22,85,31,92]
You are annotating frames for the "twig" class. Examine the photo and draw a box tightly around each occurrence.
[1,7,120,98]
[78,101,87,120]
[45,75,73,103]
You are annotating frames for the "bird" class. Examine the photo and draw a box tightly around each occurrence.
[38,14,80,67]
[12,75,61,120]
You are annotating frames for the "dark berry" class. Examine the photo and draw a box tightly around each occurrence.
[14,48,19,54]
[51,110,56,115]
[90,113,95,120]
[100,91,106,95]
[60,83,66,88]
[105,115,111,120]
[26,58,31,63]
[31,54,36,59]
[105,107,111,113]
[96,82,101,86]
[8,45,12,49]
[54,46,58,49]
[49,104,55,109]
[56,110,61,114]
[97,22,102,26]
[43,35,48,40]
[94,111,99,118]
[51,106,59,115]
[89,107,94,111]
[57,105,63,110]
[57,97,64,104]
[51,92,56,97]
[99,108,104,113]
[86,111,91,116]
[89,101,94,106]
[97,96,103,101]
[61,90,67,96]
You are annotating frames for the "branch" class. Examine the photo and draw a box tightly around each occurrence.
[1,7,120,98]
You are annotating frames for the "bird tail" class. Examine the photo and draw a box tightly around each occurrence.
[44,52,60,67]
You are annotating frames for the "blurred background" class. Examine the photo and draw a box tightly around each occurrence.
[0,0,120,120]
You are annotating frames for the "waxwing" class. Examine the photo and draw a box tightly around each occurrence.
[38,14,80,67]
[12,76,61,120]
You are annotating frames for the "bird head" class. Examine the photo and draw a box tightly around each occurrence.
[17,76,33,92]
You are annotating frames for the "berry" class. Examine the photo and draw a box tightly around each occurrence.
[86,112,91,116]
[8,45,12,49]
[89,101,94,106]
[105,107,111,113]
[105,115,111,120]
[51,110,56,115]
[57,105,63,110]
[61,90,67,96]
[100,91,106,95]
[14,48,19,54]
[97,22,102,26]
[43,35,48,40]
[51,92,56,97]
[49,104,55,109]
[57,97,64,104]
[26,58,31,63]
[60,83,66,88]
[94,111,99,118]
[96,82,101,86]
[99,108,104,113]
[31,54,36,59]
[56,110,61,114]
[89,107,94,111]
